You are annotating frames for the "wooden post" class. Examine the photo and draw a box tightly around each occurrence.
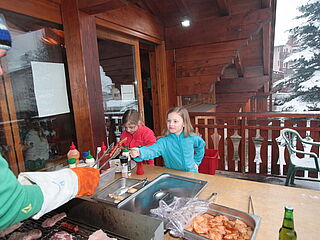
[240,117,246,173]
[154,41,170,134]
[149,41,170,136]
[61,0,106,154]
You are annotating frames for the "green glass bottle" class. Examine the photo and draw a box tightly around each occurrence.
[279,206,297,240]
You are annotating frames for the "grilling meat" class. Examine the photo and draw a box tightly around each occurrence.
[8,229,42,240]
[41,212,67,228]
[0,222,23,237]
[49,231,73,240]
[186,213,253,240]
[88,229,117,240]
[60,222,79,232]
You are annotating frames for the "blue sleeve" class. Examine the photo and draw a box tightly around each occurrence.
[194,136,205,165]
[134,139,164,162]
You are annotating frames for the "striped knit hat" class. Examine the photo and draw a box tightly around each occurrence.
[0,15,12,50]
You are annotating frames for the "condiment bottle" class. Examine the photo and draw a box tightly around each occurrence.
[122,149,131,176]
[85,150,96,168]
[136,146,144,175]
[119,155,128,178]
[136,162,144,175]
[68,158,77,168]
[67,142,80,165]
[82,152,89,162]
[98,141,109,170]
[279,206,297,240]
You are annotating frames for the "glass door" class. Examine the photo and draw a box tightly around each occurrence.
[97,30,144,145]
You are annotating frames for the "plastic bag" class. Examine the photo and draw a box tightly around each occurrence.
[150,197,210,238]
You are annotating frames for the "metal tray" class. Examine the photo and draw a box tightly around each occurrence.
[183,203,261,240]
[118,173,208,215]
[92,177,146,205]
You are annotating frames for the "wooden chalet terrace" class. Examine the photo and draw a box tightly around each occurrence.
[1,0,319,190]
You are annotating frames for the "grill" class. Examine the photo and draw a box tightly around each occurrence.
[0,211,128,240]
[1,198,164,240]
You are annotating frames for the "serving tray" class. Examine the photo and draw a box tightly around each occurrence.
[183,203,261,240]
[118,173,208,215]
[92,177,146,206]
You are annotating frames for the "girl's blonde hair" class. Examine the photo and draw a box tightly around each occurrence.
[162,106,195,137]
[122,109,143,125]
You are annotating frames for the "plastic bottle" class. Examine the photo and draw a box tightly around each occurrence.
[68,158,77,168]
[119,155,128,178]
[67,142,80,165]
[122,149,131,176]
[98,141,110,170]
[279,206,297,240]
[136,146,144,175]
[136,162,144,175]
[82,152,89,162]
[85,150,96,168]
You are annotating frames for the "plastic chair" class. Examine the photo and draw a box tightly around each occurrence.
[281,128,320,186]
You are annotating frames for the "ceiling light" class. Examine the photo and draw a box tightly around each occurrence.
[181,17,191,27]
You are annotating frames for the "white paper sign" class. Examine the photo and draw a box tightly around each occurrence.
[121,84,135,100]
[31,61,70,117]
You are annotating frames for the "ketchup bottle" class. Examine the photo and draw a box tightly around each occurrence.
[136,162,144,175]
[136,146,144,175]
[98,141,109,171]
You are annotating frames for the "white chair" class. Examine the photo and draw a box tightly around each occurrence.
[281,128,320,186]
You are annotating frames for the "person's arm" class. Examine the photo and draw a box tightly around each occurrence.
[119,132,129,147]
[131,139,164,162]
[0,155,43,230]
[194,136,206,165]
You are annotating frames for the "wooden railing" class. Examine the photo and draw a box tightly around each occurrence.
[189,112,320,181]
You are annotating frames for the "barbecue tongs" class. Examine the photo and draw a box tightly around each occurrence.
[92,142,114,169]
[113,178,148,196]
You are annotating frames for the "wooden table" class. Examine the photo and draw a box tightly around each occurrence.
[118,165,320,240]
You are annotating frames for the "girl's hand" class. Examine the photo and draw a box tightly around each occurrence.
[194,163,199,171]
[130,148,140,158]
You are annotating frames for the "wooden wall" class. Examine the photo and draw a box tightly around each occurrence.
[165,7,273,112]
[0,0,167,157]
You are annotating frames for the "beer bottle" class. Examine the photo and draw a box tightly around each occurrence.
[279,206,297,240]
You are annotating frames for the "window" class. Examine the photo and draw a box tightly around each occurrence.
[0,10,76,172]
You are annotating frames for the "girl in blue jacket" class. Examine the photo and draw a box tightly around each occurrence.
[130,107,205,172]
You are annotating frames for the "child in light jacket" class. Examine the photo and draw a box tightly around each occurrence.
[120,109,156,165]
[130,107,205,172]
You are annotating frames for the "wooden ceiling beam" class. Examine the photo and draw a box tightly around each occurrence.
[216,0,229,16]
[166,8,272,49]
[140,0,164,24]
[174,0,191,18]
[262,23,271,75]
[235,52,244,77]
[261,0,272,8]
[78,0,128,15]
[215,76,269,93]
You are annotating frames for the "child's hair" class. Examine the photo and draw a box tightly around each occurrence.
[122,109,142,125]
[162,106,195,137]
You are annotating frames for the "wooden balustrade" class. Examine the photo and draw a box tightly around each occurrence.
[189,112,320,181]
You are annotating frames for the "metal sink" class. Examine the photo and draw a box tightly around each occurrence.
[118,173,208,215]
